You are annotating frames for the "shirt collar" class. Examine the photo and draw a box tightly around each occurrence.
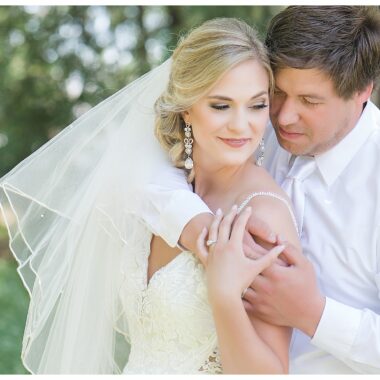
[314,101,380,187]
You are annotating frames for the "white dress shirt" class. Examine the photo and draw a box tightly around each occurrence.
[138,164,212,247]
[138,100,380,373]
[264,100,380,373]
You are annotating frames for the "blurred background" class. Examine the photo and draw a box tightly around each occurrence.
[0,5,379,374]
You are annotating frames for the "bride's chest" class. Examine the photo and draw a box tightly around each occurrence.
[120,226,214,331]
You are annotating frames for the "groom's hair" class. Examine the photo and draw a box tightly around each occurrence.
[265,6,380,99]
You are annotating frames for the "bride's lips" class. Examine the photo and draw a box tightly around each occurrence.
[218,138,251,148]
[278,127,304,140]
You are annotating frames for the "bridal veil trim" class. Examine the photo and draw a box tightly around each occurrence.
[0,58,172,373]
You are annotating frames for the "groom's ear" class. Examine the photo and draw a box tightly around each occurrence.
[357,82,374,103]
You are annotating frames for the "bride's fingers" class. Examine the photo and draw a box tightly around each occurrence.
[217,205,238,243]
[230,206,252,244]
[196,227,209,266]
[207,208,223,246]
[251,244,286,275]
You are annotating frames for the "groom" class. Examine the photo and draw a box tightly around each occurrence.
[242,6,380,373]
[141,6,380,373]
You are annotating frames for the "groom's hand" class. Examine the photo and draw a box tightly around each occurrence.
[242,213,277,260]
[246,213,276,245]
[242,214,289,266]
[243,241,326,338]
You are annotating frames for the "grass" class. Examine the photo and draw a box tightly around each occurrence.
[0,224,29,374]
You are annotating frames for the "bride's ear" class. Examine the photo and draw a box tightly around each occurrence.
[181,110,190,125]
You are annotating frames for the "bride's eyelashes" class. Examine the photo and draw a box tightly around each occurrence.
[211,103,229,110]
[210,103,268,111]
[251,103,269,110]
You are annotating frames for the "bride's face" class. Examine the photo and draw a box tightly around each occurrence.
[183,59,269,170]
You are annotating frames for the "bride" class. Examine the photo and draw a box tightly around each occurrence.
[0,18,299,374]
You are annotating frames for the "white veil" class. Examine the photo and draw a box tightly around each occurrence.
[0,58,172,373]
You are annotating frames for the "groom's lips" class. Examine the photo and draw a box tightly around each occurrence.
[278,127,304,140]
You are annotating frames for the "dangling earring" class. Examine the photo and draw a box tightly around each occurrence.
[184,122,194,170]
[256,138,265,166]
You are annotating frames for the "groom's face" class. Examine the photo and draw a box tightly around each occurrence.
[270,67,360,156]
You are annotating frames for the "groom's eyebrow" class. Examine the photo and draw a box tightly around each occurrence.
[207,91,268,101]
[274,86,325,100]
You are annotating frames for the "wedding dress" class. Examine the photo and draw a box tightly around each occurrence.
[121,192,297,374]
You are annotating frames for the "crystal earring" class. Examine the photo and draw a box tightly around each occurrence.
[256,138,265,166]
[184,122,194,170]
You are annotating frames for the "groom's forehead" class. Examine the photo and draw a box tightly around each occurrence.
[274,67,336,96]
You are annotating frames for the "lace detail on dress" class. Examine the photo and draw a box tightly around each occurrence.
[237,191,299,235]
[121,218,221,374]
[121,191,296,374]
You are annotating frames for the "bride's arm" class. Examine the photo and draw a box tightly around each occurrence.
[212,295,290,373]
[197,205,293,374]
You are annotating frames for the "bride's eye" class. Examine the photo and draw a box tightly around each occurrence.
[250,103,268,110]
[211,104,229,110]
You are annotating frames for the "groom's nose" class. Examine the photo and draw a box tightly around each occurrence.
[273,97,300,126]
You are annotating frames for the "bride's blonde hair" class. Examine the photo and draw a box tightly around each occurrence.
[155,18,273,182]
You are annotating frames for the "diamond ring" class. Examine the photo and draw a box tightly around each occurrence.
[206,239,217,247]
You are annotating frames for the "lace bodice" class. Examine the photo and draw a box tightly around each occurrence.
[121,223,221,374]
[121,192,296,374]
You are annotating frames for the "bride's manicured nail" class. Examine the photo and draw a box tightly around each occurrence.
[245,206,252,213]
[232,204,238,211]
[271,244,286,255]
[216,208,222,216]
[268,232,276,243]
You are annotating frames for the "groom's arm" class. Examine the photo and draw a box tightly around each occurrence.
[310,225,380,373]
[141,164,213,249]
[139,164,276,254]
[245,239,380,373]
[310,297,380,373]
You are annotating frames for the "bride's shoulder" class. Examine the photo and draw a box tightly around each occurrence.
[236,165,289,204]
[236,165,300,248]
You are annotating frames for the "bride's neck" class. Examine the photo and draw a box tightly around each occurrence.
[193,160,251,201]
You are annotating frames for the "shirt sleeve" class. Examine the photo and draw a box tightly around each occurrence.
[139,164,212,247]
[311,292,380,373]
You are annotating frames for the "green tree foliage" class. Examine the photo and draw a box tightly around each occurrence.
[0,5,283,177]
[1,5,380,176]
[0,258,29,374]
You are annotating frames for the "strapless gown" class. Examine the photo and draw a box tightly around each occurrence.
[121,192,296,374]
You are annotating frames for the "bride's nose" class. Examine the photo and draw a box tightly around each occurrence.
[227,109,249,133]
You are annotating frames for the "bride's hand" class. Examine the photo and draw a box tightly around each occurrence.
[197,205,285,305]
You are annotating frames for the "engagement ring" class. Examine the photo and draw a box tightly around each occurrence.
[206,239,217,247]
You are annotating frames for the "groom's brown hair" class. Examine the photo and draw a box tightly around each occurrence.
[265,6,380,99]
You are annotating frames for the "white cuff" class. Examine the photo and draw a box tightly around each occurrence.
[160,190,212,247]
[311,297,362,357]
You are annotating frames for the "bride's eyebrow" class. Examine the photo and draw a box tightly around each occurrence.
[207,91,268,101]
